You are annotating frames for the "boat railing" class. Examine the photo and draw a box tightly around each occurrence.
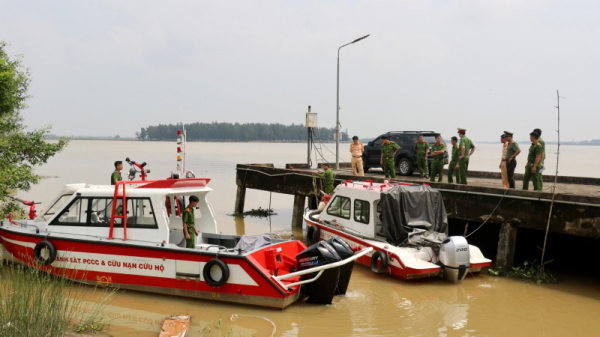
[108,179,157,241]
[272,247,373,289]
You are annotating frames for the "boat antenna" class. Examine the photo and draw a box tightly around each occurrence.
[180,106,186,175]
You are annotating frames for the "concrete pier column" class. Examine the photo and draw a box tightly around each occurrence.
[234,185,246,215]
[292,195,306,228]
[308,195,318,210]
[495,221,519,270]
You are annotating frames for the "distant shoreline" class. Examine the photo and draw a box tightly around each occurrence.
[46,137,600,146]
[46,137,348,144]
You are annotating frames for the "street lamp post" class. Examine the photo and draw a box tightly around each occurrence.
[336,34,370,169]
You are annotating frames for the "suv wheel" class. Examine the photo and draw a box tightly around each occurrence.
[362,159,369,173]
[397,158,413,176]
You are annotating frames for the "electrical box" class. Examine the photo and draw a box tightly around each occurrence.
[306,113,318,128]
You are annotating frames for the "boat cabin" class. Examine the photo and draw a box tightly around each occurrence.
[33,179,217,247]
[317,181,408,239]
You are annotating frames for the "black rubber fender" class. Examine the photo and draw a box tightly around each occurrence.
[33,240,57,266]
[370,250,388,274]
[306,225,321,245]
[203,258,230,287]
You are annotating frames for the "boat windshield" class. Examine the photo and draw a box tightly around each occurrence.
[42,194,73,221]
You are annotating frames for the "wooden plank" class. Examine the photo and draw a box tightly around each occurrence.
[159,315,191,337]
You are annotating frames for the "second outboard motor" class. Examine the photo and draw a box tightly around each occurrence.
[439,236,470,283]
[326,237,354,295]
[296,241,342,304]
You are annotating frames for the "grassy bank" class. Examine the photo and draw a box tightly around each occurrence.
[0,262,114,336]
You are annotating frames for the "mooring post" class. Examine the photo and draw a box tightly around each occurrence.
[234,185,246,215]
[292,195,306,228]
[495,221,519,270]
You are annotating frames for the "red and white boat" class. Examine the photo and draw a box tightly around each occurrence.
[304,180,491,283]
[0,130,371,309]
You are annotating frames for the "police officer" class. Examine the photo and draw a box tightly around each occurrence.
[430,134,446,182]
[183,196,200,248]
[533,128,546,169]
[414,135,429,178]
[381,136,400,179]
[312,163,335,195]
[503,131,521,189]
[447,136,460,183]
[523,131,543,191]
[457,128,475,185]
[111,161,123,185]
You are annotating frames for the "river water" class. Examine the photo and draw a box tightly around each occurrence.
[8,140,600,336]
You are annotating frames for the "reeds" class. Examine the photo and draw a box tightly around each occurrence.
[0,261,114,336]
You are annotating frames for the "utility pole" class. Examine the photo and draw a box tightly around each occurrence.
[306,106,317,167]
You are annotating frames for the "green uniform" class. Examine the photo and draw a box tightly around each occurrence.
[538,137,546,165]
[458,136,475,185]
[381,141,400,178]
[523,141,543,191]
[505,141,520,160]
[430,143,446,182]
[111,171,122,185]
[182,207,196,248]
[448,144,460,183]
[414,141,429,178]
[317,168,335,194]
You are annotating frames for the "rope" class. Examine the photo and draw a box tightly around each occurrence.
[237,167,348,182]
[313,128,348,163]
[465,188,509,238]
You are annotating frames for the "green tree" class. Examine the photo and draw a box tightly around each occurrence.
[0,41,68,210]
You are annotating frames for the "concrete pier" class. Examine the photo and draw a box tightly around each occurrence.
[235,163,600,265]
[292,195,306,228]
[495,221,520,270]
[234,185,246,215]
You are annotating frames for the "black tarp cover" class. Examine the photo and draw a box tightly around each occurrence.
[380,185,448,246]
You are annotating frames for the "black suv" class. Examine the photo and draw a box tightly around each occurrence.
[362,131,449,176]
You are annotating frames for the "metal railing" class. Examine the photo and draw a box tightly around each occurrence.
[272,247,373,289]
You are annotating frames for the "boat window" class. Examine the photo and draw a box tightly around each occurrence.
[327,196,351,219]
[375,201,384,236]
[50,197,157,229]
[42,194,73,221]
[125,198,158,228]
[354,199,370,224]
[166,196,185,218]
[52,198,89,225]
[89,198,114,225]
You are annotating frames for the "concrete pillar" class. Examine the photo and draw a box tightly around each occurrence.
[308,195,318,210]
[292,195,306,228]
[234,185,246,215]
[495,221,519,270]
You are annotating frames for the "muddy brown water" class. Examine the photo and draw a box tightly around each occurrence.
[4,140,600,336]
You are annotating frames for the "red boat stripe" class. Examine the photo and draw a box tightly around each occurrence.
[0,229,292,298]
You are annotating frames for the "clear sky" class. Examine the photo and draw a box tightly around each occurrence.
[2,0,599,141]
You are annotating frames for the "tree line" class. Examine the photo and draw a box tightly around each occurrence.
[136,122,349,142]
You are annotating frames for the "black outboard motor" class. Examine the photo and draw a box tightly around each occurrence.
[296,241,342,304]
[326,237,355,295]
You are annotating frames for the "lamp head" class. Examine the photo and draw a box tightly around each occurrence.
[352,34,370,43]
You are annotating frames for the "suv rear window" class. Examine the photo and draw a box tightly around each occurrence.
[403,134,442,145]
